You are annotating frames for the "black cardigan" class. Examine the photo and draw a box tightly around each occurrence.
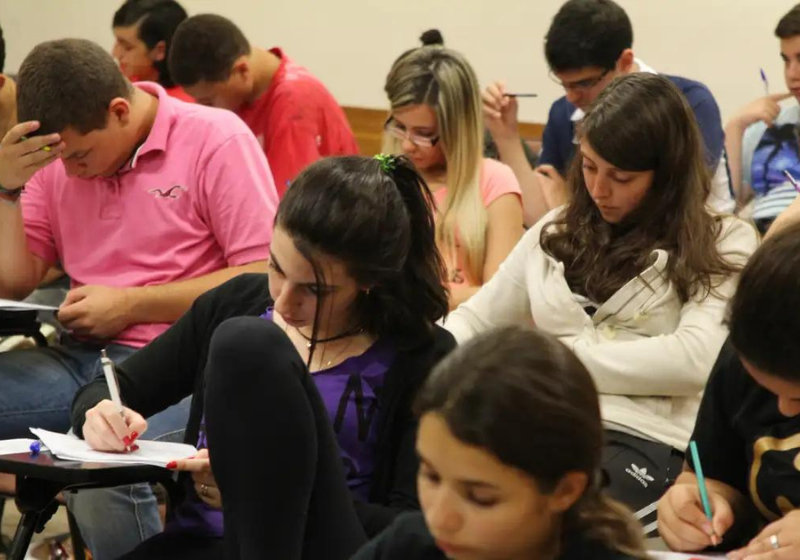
[71,273,455,537]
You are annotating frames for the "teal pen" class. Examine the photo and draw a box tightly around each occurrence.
[689,440,718,543]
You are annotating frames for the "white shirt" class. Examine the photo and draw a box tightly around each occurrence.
[444,208,758,450]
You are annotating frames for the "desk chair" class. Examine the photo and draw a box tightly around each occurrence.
[0,311,87,559]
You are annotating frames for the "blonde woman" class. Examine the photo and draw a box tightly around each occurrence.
[384,45,524,309]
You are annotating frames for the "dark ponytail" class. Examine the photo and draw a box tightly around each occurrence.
[415,326,648,559]
[276,155,448,346]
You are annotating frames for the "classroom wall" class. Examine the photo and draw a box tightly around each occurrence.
[0,1,792,124]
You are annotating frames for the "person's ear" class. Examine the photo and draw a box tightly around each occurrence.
[617,49,636,74]
[149,40,167,63]
[231,56,251,85]
[108,97,132,126]
[547,471,589,514]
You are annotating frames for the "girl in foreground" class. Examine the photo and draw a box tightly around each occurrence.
[353,325,648,560]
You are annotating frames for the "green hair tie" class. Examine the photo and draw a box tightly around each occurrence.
[374,153,397,174]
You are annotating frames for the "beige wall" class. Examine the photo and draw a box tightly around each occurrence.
[0,0,794,123]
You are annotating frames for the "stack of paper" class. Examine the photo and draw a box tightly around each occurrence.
[30,428,197,468]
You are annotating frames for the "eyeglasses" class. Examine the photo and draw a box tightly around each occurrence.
[384,117,440,148]
[548,68,612,92]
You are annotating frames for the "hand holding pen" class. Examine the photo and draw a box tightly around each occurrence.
[81,350,148,453]
[482,81,526,140]
[657,442,736,552]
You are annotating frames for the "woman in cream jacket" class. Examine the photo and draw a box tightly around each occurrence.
[445,74,758,534]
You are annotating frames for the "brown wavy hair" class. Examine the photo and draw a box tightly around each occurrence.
[540,73,740,303]
[415,326,648,559]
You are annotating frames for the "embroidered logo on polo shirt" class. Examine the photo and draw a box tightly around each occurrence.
[626,463,655,488]
[149,185,187,200]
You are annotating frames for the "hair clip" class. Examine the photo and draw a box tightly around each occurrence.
[374,153,397,174]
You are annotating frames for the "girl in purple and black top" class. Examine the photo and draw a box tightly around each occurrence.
[72,155,454,560]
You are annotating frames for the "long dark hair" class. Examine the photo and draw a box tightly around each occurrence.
[540,73,742,304]
[415,326,648,558]
[275,155,449,347]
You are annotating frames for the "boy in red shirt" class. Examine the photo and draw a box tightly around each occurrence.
[169,14,359,196]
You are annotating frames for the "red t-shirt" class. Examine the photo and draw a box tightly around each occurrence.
[236,48,359,197]
[165,85,195,103]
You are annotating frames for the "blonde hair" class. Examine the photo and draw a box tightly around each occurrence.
[383,46,487,283]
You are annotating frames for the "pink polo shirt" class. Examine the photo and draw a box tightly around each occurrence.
[22,82,279,348]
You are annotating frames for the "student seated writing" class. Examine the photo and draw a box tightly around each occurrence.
[168,14,359,195]
[111,0,194,102]
[352,326,649,560]
[383,45,523,309]
[0,38,278,559]
[72,155,455,560]
[483,0,734,225]
[658,222,800,558]
[445,73,758,534]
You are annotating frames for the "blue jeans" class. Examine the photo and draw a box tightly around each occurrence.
[66,396,192,560]
[0,340,137,438]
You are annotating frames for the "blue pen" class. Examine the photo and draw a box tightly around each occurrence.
[761,68,770,96]
[29,441,41,456]
[689,440,718,544]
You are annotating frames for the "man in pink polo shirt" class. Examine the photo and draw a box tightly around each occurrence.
[0,38,277,558]
[0,38,277,439]
[168,14,359,197]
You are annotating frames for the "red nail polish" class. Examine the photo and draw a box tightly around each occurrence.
[130,431,139,442]
[122,436,131,446]
[131,444,140,452]
[166,461,177,469]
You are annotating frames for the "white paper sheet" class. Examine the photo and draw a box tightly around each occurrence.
[30,428,197,468]
[0,299,58,312]
[648,552,724,559]
[0,438,42,455]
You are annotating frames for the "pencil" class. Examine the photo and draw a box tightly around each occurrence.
[503,93,538,98]
[784,169,800,193]
[689,440,717,543]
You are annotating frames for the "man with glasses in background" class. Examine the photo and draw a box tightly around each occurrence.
[483,0,733,225]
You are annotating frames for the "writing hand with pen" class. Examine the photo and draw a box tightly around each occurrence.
[82,399,146,453]
[82,401,223,510]
[657,472,735,551]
